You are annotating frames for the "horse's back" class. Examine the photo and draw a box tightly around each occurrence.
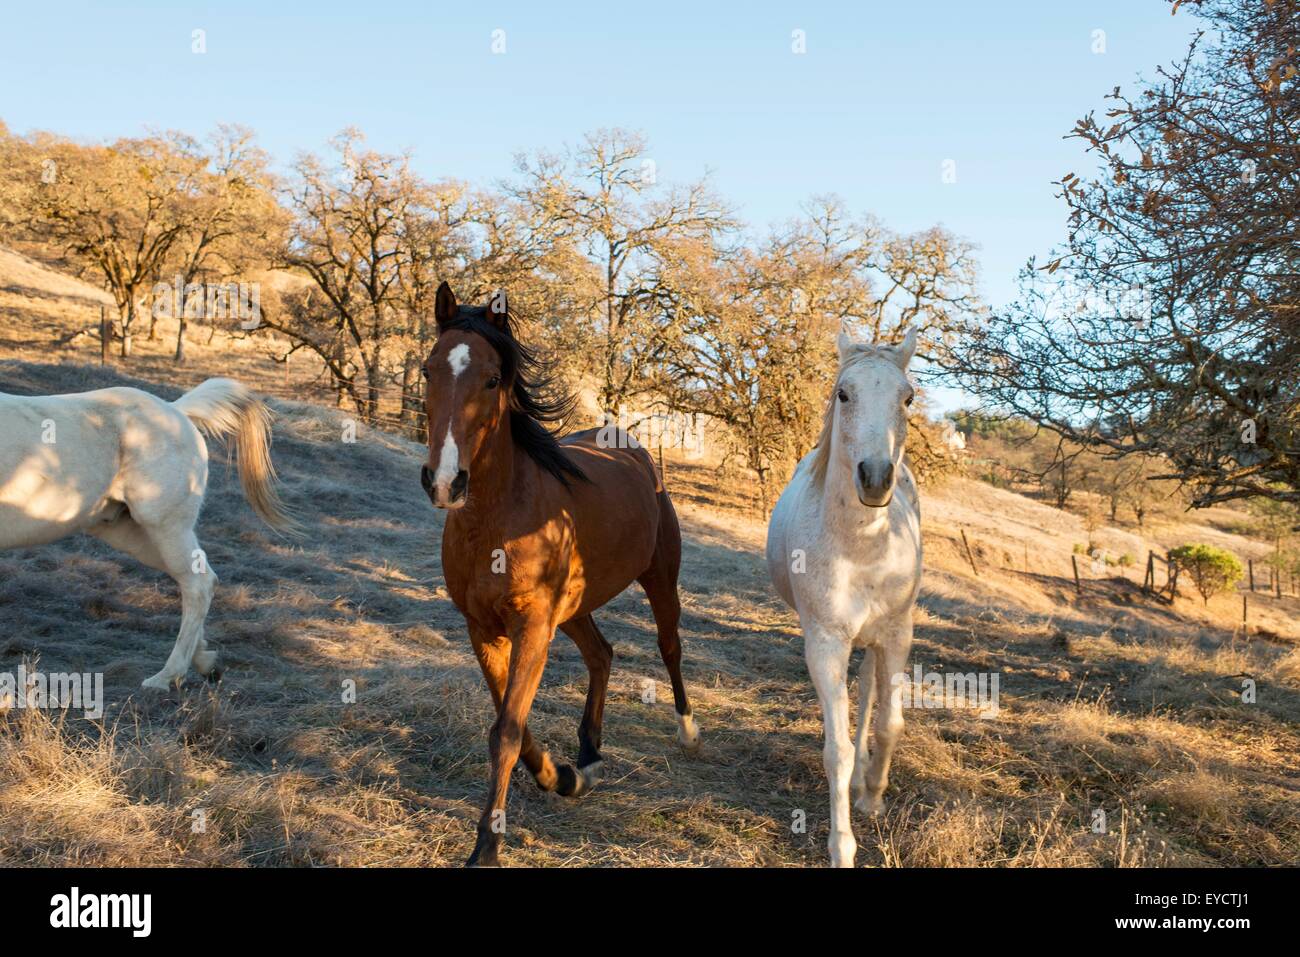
[0,386,204,549]
[554,427,671,611]
[561,427,663,492]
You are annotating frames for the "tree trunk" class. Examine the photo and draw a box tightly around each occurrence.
[174,316,188,364]
[401,352,424,443]
[365,355,382,422]
[120,300,134,358]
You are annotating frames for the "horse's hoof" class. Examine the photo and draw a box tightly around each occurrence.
[466,841,501,868]
[141,674,174,691]
[194,648,221,678]
[555,761,601,798]
[204,663,225,684]
[677,712,702,751]
[854,793,884,817]
[829,832,858,868]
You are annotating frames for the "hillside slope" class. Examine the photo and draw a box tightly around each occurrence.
[1,359,1296,866]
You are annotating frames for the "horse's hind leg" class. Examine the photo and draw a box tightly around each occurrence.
[850,645,877,810]
[636,493,700,750]
[860,616,913,816]
[142,520,216,690]
[89,514,219,687]
[558,614,613,795]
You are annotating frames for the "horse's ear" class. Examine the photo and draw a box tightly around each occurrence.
[486,289,509,330]
[890,326,919,370]
[836,323,857,362]
[435,281,458,331]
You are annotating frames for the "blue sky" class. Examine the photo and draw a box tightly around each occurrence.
[1,1,1202,402]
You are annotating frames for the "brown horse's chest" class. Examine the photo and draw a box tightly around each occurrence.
[442,513,578,628]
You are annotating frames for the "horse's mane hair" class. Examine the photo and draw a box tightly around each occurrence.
[806,343,899,487]
[440,304,587,487]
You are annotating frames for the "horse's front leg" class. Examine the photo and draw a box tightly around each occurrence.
[467,614,554,867]
[804,623,855,868]
[859,615,913,816]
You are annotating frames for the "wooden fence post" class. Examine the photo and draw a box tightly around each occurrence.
[1248,560,1255,592]
[960,529,980,577]
[1071,554,1081,594]
[99,305,110,365]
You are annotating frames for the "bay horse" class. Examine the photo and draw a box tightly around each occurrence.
[0,377,297,689]
[765,326,923,867]
[421,282,700,867]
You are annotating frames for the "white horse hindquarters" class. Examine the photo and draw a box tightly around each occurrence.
[0,379,285,688]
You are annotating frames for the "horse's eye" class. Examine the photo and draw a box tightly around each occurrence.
[420,367,428,379]
[905,393,914,407]
[837,389,849,403]
[486,375,501,390]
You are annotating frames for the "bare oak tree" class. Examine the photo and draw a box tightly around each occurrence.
[948,0,1299,509]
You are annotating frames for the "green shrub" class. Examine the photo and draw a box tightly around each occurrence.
[1168,544,1243,604]
[1118,553,1134,567]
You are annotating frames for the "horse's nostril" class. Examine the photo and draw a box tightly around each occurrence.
[857,460,894,493]
[420,465,434,493]
[451,469,469,499]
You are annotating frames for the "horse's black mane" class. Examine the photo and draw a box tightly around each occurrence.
[442,305,588,487]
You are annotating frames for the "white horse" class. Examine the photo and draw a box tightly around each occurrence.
[0,377,296,689]
[766,327,924,867]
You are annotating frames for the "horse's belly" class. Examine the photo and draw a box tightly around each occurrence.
[563,523,657,618]
[0,511,79,549]
[0,469,115,549]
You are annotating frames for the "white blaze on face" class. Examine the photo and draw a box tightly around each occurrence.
[434,426,459,491]
[432,343,471,500]
[447,343,471,378]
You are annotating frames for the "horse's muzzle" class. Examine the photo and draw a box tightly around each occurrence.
[855,459,895,508]
[421,464,468,509]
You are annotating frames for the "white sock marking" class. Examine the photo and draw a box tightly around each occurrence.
[677,712,701,748]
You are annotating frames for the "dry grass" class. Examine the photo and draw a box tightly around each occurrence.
[1,250,1298,867]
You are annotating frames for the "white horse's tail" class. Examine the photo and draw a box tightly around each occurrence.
[173,378,300,534]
